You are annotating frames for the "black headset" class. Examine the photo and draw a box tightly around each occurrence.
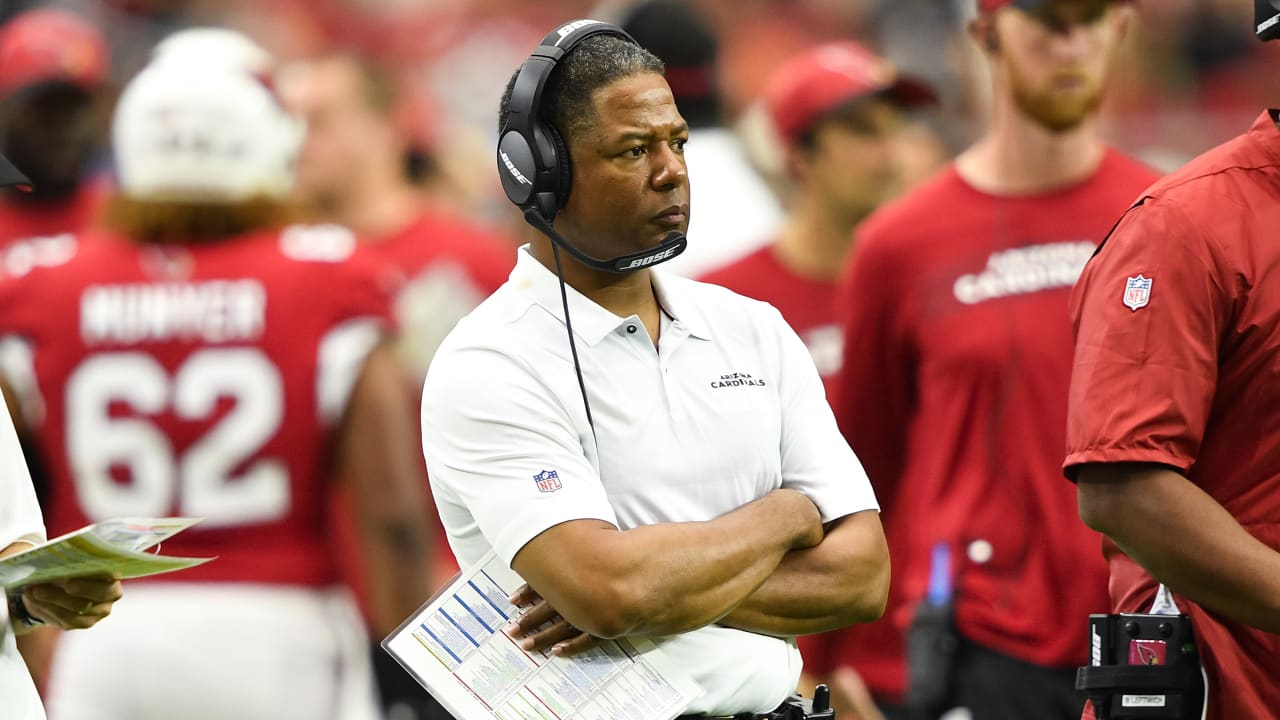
[496,18,687,273]
[1259,0,1280,41]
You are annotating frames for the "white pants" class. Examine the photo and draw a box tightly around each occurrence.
[46,583,381,720]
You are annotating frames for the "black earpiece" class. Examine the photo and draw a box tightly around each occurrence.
[497,20,636,221]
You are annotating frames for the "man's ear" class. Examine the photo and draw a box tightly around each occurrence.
[783,141,814,187]
[968,15,1000,54]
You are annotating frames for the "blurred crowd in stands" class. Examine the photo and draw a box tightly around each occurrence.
[2,0,1276,238]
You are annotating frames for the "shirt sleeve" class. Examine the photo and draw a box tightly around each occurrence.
[1065,195,1231,475]
[0,392,44,549]
[421,343,618,568]
[832,231,916,514]
[314,251,400,427]
[771,305,880,523]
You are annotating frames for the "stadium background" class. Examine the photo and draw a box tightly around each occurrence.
[0,0,1276,717]
[2,0,1277,232]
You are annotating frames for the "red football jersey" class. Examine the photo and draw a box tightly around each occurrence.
[0,180,108,248]
[365,208,513,381]
[698,246,843,392]
[1067,112,1280,720]
[327,208,513,602]
[0,225,396,586]
[834,149,1160,696]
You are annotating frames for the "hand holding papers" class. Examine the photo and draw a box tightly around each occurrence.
[383,552,702,720]
[0,517,211,591]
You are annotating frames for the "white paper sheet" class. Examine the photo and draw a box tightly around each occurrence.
[383,551,702,720]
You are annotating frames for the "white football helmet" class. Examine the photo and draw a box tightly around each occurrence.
[113,31,302,202]
[149,27,275,77]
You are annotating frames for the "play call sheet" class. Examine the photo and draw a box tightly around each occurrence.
[383,551,702,720]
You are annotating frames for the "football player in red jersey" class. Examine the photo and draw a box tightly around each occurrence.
[279,53,511,720]
[0,9,111,247]
[281,53,513,383]
[0,33,433,720]
[834,0,1158,718]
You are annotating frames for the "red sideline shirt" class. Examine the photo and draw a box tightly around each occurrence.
[1066,111,1280,720]
[697,245,861,688]
[0,180,108,247]
[698,245,844,392]
[0,226,397,587]
[835,149,1159,695]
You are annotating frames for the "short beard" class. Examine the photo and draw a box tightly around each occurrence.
[1007,66,1106,134]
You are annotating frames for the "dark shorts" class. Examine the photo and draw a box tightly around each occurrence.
[943,637,1084,720]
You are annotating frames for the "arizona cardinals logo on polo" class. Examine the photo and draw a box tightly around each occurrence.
[710,372,767,389]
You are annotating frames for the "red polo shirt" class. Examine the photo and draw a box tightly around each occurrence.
[1066,111,1280,720]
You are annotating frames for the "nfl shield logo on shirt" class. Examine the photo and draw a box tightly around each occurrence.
[534,470,562,493]
[1123,275,1152,312]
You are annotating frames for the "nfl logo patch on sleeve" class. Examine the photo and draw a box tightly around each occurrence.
[1123,275,1152,311]
[534,470,562,493]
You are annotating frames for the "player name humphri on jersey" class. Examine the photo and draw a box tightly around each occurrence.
[80,279,267,345]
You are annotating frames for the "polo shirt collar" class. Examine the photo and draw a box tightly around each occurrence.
[509,245,712,344]
[510,246,627,345]
[652,269,712,341]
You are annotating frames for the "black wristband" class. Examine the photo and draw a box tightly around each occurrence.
[7,591,43,629]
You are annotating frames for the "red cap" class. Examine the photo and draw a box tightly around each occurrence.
[764,42,936,144]
[0,9,108,100]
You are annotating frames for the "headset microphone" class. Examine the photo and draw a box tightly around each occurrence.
[521,208,687,273]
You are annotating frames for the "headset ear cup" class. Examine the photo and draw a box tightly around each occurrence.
[548,125,573,211]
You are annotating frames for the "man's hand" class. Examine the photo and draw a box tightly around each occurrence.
[827,667,887,720]
[21,575,122,631]
[503,584,600,657]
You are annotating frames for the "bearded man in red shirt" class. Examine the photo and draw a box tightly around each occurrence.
[834,1,1158,717]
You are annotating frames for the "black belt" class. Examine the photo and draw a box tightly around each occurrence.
[678,705,786,719]
[678,687,833,719]
[677,701,808,719]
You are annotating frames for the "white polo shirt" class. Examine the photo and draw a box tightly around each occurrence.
[421,247,878,716]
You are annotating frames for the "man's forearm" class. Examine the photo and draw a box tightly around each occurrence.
[512,488,823,639]
[720,510,888,636]
[1078,464,1280,634]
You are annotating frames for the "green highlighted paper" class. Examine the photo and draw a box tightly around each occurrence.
[0,517,212,590]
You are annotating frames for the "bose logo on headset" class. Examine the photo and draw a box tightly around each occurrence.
[556,19,604,45]
[500,151,533,186]
[620,246,682,270]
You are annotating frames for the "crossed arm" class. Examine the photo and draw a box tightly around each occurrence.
[719,509,888,637]
[506,495,888,652]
